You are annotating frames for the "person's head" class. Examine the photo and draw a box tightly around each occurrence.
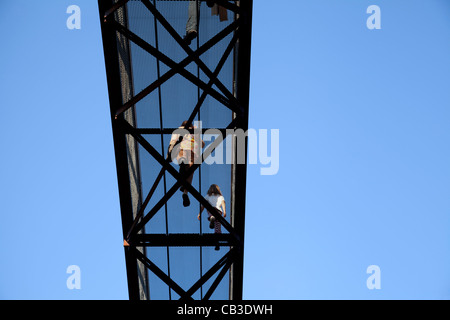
[207,184,222,196]
[181,120,193,129]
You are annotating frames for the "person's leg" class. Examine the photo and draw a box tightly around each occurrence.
[178,150,188,192]
[185,164,194,189]
[214,219,221,250]
[182,152,195,207]
[186,1,197,33]
[182,164,193,206]
[214,219,221,234]
[178,150,192,207]
[185,1,199,44]
[182,167,192,207]
[208,213,215,229]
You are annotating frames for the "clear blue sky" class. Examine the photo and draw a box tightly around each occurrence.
[1,0,450,300]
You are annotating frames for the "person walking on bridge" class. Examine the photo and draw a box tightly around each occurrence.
[198,184,226,250]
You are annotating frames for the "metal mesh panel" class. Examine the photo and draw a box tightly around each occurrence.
[125,0,235,299]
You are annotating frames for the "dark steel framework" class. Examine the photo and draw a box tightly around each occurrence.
[98,0,252,300]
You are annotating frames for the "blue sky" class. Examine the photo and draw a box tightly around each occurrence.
[1,0,450,300]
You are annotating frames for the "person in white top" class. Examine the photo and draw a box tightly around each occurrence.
[198,184,226,250]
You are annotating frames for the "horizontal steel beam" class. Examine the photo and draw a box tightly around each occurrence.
[125,128,230,135]
[132,233,239,247]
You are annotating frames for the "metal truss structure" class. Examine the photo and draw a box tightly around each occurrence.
[98,0,252,300]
